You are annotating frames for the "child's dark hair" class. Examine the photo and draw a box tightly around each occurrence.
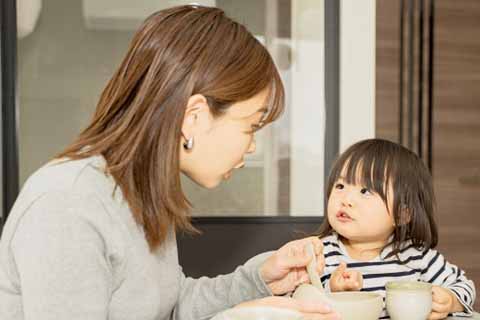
[317,138,438,258]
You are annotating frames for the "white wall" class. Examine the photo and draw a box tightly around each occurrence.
[290,0,325,215]
[340,0,376,152]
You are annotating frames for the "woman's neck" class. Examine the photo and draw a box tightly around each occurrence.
[340,237,389,261]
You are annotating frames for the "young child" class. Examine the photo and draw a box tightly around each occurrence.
[317,138,476,319]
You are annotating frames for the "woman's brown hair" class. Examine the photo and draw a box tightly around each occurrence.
[56,5,284,250]
[317,139,438,259]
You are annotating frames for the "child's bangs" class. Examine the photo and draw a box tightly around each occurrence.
[333,149,395,204]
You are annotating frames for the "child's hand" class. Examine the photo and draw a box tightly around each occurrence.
[428,286,464,319]
[329,262,363,292]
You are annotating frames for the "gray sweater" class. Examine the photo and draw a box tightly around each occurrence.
[0,156,272,320]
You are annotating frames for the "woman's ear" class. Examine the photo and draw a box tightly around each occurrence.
[181,94,214,140]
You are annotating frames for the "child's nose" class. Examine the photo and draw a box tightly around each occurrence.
[341,193,354,207]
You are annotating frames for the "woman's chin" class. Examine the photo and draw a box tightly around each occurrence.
[196,177,223,189]
[203,180,222,189]
[181,171,223,189]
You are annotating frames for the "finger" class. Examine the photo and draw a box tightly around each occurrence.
[356,272,364,288]
[431,301,450,314]
[346,270,363,284]
[276,243,312,270]
[350,281,362,291]
[336,261,347,274]
[296,269,310,285]
[333,274,347,290]
[427,311,448,320]
[281,251,311,269]
[284,237,320,251]
[311,238,324,256]
[344,278,361,291]
[431,286,450,303]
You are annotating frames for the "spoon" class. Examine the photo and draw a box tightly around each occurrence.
[305,242,325,292]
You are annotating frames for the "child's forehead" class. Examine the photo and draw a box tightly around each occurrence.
[336,162,392,186]
[338,162,369,180]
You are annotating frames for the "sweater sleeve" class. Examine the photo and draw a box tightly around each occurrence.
[420,249,476,316]
[9,192,113,320]
[173,251,273,320]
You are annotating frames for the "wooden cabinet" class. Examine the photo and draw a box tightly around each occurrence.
[376,0,480,309]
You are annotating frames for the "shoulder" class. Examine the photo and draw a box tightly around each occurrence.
[1,188,128,287]
[2,156,125,258]
[4,190,114,250]
[417,247,444,270]
[384,243,437,269]
[6,155,121,234]
[21,155,113,197]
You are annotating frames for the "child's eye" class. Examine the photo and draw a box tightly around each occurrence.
[360,188,371,195]
[335,183,344,190]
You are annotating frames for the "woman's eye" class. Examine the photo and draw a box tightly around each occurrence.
[360,188,371,195]
[335,183,344,190]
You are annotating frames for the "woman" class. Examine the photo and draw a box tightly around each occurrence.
[0,5,338,320]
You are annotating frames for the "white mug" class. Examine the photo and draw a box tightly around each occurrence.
[386,281,432,320]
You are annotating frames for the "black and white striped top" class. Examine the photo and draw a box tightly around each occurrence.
[320,233,476,319]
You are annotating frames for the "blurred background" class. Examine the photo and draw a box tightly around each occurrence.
[1,0,479,309]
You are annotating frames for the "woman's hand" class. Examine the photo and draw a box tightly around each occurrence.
[428,286,464,320]
[260,237,325,295]
[329,262,363,292]
[236,296,340,320]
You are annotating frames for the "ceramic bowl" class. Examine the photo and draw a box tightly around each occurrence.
[293,284,383,320]
[386,281,432,320]
[214,306,303,320]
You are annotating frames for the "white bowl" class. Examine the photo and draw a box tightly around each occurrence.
[293,284,383,320]
[214,306,303,320]
[386,281,432,320]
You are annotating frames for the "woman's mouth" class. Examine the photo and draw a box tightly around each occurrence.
[336,210,353,222]
[224,163,245,180]
[224,170,233,180]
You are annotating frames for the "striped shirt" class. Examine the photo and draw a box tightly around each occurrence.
[320,233,476,319]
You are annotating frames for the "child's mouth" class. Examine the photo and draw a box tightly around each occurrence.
[336,210,353,222]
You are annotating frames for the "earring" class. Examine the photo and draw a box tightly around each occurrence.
[183,137,194,150]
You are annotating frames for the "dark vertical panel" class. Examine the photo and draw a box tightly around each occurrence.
[407,0,415,149]
[433,0,480,309]
[0,0,19,227]
[418,0,424,158]
[399,0,405,144]
[427,0,435,171]
[324,0,340,187]
[0,32,3,232]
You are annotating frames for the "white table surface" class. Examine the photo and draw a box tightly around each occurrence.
[447,312,480,319]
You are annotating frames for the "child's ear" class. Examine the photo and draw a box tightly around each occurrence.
[393,204,412,227]
[395,206,411,226]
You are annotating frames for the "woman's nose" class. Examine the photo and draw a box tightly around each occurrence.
[246,139,256,154]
